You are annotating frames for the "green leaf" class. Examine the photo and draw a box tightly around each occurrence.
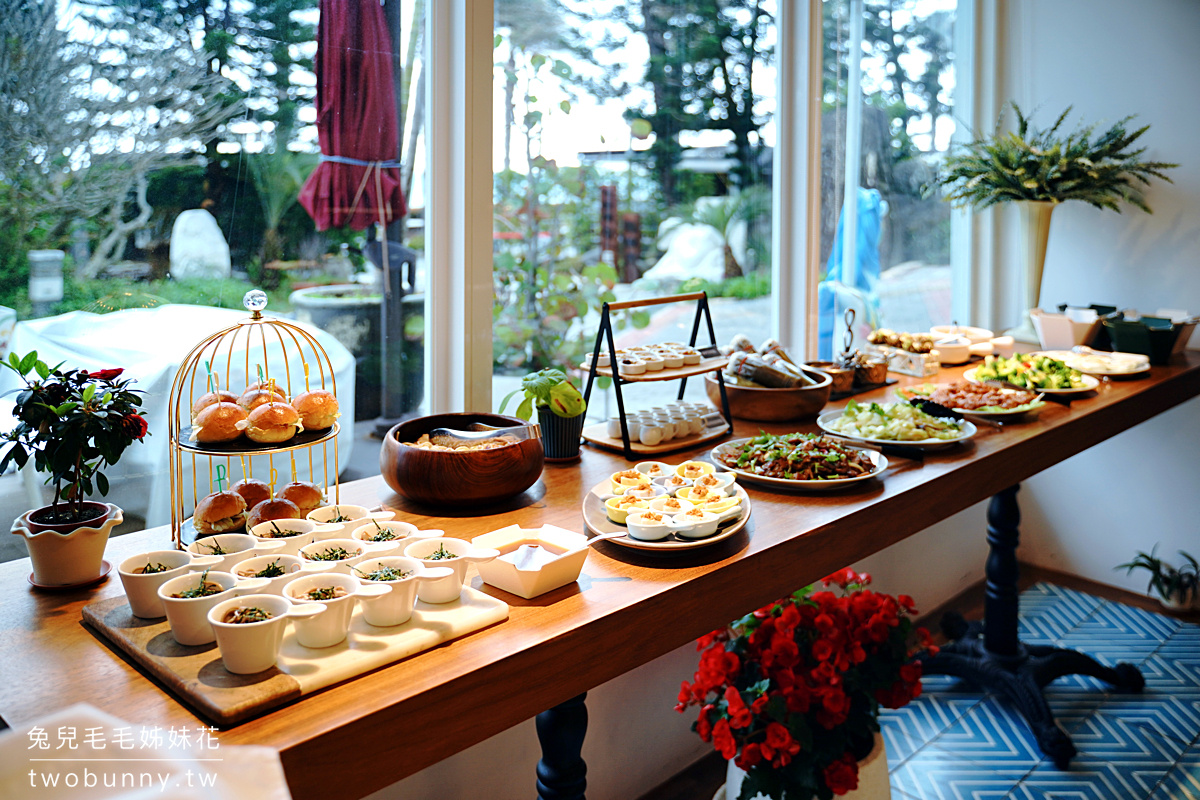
[96,472,108,496]
[18,351,37,375]
[493,33,502,48]
[631,310,651,329]
[559,100,571,114]
[34,361,50,380]
[82,383,96,403]
[515,396,533,421]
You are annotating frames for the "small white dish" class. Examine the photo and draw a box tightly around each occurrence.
[283,573,388,648]
[351,556,454,627]
[675,460,716,480]
[403,537,500,604]
[668,509,722,539]
[157,570,270,646]
[649,495,695,515]
[635,461,673,478]
[930,324,994,344]
[678,483,729,504]
[641,355,665,372]
[305,504,395,539]
[662,352,684,369]
[248,518,333,557]
[692,472,737,491]
[349,519,424,545]
[298,537,400,575]
[680,349,702,365]
[618,358,646,375]
[654,474,693,496]
[932,335,971,365]
[117,550,222,619]
[207,593,324,674]
[187,533,285,573]
[232,553,329,595]
[625,510,672,541]
[472,525,593,599]
[624,484,666,501]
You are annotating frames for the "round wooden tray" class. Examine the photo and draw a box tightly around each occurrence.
[581,481,751,552]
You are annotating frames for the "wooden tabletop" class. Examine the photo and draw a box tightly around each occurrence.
[2,355,1198,800]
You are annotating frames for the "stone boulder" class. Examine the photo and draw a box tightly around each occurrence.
[169,209,231,280]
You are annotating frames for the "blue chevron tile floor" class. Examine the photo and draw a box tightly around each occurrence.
[880,583,1200,800]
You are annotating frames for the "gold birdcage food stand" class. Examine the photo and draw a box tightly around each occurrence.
[168,291,341,548]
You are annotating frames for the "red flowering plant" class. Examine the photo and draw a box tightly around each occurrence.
[1,351,148,523]
[676,569,938,800]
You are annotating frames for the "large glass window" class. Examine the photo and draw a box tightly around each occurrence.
[817,0,957,358]
[490,1,777,422]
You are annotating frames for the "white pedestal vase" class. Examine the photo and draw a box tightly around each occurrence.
[1006,201,1057,344]
[719,732,890,800]
[11,503,123,587]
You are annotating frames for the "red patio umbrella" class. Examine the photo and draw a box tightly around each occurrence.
[299,0,407,231]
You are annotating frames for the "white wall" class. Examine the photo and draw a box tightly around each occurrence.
[369,3,1200,797]
[999,0,1200,588]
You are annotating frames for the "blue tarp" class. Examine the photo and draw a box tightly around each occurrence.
[818,187,886,360]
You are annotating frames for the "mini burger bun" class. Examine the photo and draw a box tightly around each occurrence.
[192,390,239,420]
[277,481,324,514]
[193,402,249,443]
[291,390,340,430]
[232,478,272,510]
[239,388,283,412]
[246,380,289,399]
[246,497,302,530]
[194,491,248,534]
[242,402,303,444]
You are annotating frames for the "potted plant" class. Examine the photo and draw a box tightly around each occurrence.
[933,102,1176,342]
[1116,546,1199,611]
[1,351,148,586]
[677,569,936,800]
[499,368,586,462]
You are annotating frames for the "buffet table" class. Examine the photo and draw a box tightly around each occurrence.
[1,355,1198,800]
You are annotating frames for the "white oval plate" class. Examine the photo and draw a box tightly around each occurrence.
[709,438,887,491]
[816,410,977,449]
[894,384,1046,418]
[582,482,751,551]
[1029,350,1151,377]
[963,367,1100,395]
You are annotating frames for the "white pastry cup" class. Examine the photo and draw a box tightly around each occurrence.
[282,573,389,648]
[231,554,332,595]
[403,537,500,604]
[157,571,271,646]
[187,533,286,573]
[351,556,454,627]
[649,495,696,514]
[653,475,693,496]
[118,550,223,619]
[305,504,396,540]
[634,461,673,478]
[298,537,400,575]
[692,472,737,491]
[206,594,324,674]
[249,518,337,557]
[625,511,672,541]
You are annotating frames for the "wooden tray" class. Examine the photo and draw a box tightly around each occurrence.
[581,420,731,457]
[579,356,727,383]
[82,587,508,726]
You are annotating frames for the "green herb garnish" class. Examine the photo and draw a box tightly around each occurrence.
[223,607,272,624]
[304,546,355,562]
[173,570,223,599]
[139,561,172,574]
[305,586,345,601]
[199,540,227,555]
[326,507,351,523]
[354,565,412,582]
[424,544,457,561]
[369,528,397,541]
[252,559,286,578]
[262,521,304,538]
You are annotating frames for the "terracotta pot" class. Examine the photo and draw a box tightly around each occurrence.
[12,502,123,587]
[722,731,889,800]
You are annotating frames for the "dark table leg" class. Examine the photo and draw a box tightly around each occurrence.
[920,484,1144,768]
[536,693,588,800]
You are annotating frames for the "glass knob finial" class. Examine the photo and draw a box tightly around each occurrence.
[243,290,268,313]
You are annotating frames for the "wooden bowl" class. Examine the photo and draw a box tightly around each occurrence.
[704,368,832,422]
[380,413,544,508]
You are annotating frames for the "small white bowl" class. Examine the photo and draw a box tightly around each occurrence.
[680,349,702,366]
[351,556,454,627]
[626,510,672,541]
[624,484,667,501]
[118,550,223,619]
[669,509,721,539]
[403,537,500,604]
[618,358,646,375]
[654,474,693,496]
[932,335,971,365]
[692,472,737,491]
[298,537,400,575]
[641,354,665,372]
[472,525,591,600]
[662,352,684,369]
[679,483,729,504]
[349,519,422,546]
[157,570,270,646]
[207,594,324,674]
[635,461,673,479]
[231,554,329,595]
[675,460,716,480]
[305,504,395,540]
[248,518,332,557]
[930,324,994,345]
[187,533,285,574]
[283,573,388,648]
[649,495,695,515]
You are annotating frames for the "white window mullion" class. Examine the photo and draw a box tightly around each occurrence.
[425,0,494,414]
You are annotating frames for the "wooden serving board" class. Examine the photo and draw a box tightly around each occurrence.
[82,587,509,726]
[581,420,731,457]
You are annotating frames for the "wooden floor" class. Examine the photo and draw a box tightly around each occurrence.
[635,563,1200,800]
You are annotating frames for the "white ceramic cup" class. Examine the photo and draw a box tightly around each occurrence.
[118,550,223,619]
[351,557,455,627]
[650,495,695,514]
[206,594,324,674]
[605,417,623,438]
[669,415,689,438]
[349,519,423,547]
[655,418,677,439]
[624,418,642,440]
[669,510,721,539]
[685,414,704,435]
[187,533,286,573]
[626,510,672,541]
[283,572,389,648]
[403,537,500,604]
[638,424,664,447]
[157,571,271,646]
[305,504,396,540]
[248,518,333,557]
[298,537,401,575]
[231,554,331,595]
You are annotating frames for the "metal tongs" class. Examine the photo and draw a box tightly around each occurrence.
[425,421,542,447]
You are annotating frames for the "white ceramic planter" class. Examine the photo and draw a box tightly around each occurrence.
[12,503,123,587]
[723,732,889,800]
